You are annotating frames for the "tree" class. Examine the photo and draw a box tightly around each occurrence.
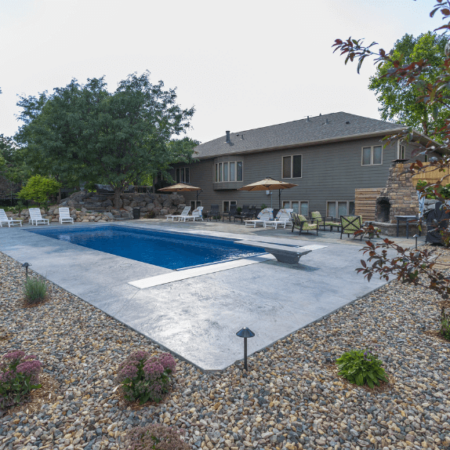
[369,32,450,138]
[16,72,195,208]
[333,0,450,336]
[18,175,61,207]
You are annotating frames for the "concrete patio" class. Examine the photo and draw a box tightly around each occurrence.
[0,220,421,370]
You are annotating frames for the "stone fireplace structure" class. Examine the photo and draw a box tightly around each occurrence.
[372,162,423,236]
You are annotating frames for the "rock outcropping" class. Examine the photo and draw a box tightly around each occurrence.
[4,190,186,223]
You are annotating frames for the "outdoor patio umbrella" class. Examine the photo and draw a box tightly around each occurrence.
[158,182,202,203]
[238,177,297,209]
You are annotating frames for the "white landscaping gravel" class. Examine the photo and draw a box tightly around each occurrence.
[0,251,449,450]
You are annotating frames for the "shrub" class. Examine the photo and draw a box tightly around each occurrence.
[116,351,176,404]
[18,175,61,207]
[0,351,42,408]
[146,210,156,219]
[336,349,388,389]
[23,277,47,304]
[125,423,188,450]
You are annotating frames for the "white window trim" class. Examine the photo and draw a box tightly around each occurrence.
[361,146,383,166]
[326,200,356,217]
[214,161,244,183]
[281,200,309,215]
[222,200,237,212]
[281,154,303,179]
[397,141,406,160]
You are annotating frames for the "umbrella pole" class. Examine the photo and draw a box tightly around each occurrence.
[279,189,281,209]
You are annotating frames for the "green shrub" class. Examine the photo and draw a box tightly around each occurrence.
[23,277,47,304]
[336,349,388,389]
[18,175,61,207]
[125,423,188,450]
[0,351,42,408]
[441,317,450,340]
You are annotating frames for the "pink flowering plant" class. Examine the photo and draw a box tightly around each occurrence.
[0,350,42,408]
[116,351,176,404]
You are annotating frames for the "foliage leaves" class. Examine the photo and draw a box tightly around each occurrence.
[18,175,61,206]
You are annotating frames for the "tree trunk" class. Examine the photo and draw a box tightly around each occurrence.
[57,188,62,204]
[114,188,123,209]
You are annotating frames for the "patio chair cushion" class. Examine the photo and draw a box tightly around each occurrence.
[341,215,362,233]
[292,214,317,230]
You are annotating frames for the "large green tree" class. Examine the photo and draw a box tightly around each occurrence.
[368,32,449,138]
[16,72,195,207]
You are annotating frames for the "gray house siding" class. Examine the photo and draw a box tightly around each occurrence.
[172,136,423,216]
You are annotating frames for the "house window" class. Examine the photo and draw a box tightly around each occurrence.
[398,142,406,160]
[190,200,201,210]
[327,201,355,218]
[424,154,428,162]
[282,155,302,178]
[215,161,243,182]
[176,167,190,183]
[282,200,308,216]
[223,200,237,212]
[362,146,383,165]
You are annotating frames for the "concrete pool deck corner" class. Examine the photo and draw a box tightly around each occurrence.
[0,221,393,371]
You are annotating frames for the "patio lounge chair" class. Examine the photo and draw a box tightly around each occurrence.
[29,208,50,226]
[265,209,293,229]
[183,206,204,222]
[291,213,318,235]
[310,211,340,231]
[59,207,74,225]
[207,205,220,221]
[0,209,22,227]
[244,208,274,227]
[340,215,363,239]
[222,205,237,222]
[166,206,190,221]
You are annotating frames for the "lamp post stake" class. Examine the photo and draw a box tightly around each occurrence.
[236,327,255,371]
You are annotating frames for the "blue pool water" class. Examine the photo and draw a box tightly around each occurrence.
[28,225,265,270]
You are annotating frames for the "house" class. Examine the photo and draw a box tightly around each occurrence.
[172,112,433,217]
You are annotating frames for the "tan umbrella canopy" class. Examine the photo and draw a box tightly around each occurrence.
[238,177,297,208]
[158,183,202,202]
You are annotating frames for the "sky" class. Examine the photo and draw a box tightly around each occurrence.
[0,0,442,144]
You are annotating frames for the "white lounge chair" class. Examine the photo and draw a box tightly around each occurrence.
[29,208,50,226]
[59,207,74,225]
[0,209,22,227]
[244,208,274,228]
[264,209,293,229]
[183,206,204,222]
[166,206,190,221]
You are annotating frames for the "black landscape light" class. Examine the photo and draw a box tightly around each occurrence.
[22,262,31,279]
[236,327,255,371]
[413,234,418,250]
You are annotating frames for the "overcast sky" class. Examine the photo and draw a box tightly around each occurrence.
[0,0,440,144]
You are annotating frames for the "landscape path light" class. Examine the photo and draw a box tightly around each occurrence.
[22,262,31,279]
[236,327,255,371]
[413,234,418,250]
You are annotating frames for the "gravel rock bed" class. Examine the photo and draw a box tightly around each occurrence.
[1,251,449,450]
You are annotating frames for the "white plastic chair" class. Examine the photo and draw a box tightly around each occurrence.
[29,208,50,226]
[184,206,204,222]
[59,207,74,225]
[265,209,294,229]
[244,208,274,228]
[166,206,190,221]
[0,209,22,227]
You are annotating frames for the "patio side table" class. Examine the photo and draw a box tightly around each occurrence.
[395,215,418,237]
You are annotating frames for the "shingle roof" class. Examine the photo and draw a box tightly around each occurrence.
[193,112,406,159]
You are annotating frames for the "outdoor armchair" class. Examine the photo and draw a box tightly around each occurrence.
[291,213,318,235]
[340,215,363,239]
[207,205,220,221]
[310,211,340,231]
[233,204,253,223]
[222,205,237,222]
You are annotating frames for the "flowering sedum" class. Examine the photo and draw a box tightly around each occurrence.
[0,350,42,408]
[116,351,176,404]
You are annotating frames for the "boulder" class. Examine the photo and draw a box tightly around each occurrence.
[160,208,168,216]
[123,206,133,212]
[123,199,131,207]
[177,203,186,211]
[170,193,185,206]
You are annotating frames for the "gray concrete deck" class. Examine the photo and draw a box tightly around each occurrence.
[0,220,419,370]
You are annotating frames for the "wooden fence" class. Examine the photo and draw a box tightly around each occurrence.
[411,163,450,185]
[355,188,383,222]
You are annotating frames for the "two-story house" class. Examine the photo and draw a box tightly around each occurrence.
[172,112,432,217]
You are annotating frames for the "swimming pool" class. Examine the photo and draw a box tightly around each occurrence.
[28,225,265,270]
